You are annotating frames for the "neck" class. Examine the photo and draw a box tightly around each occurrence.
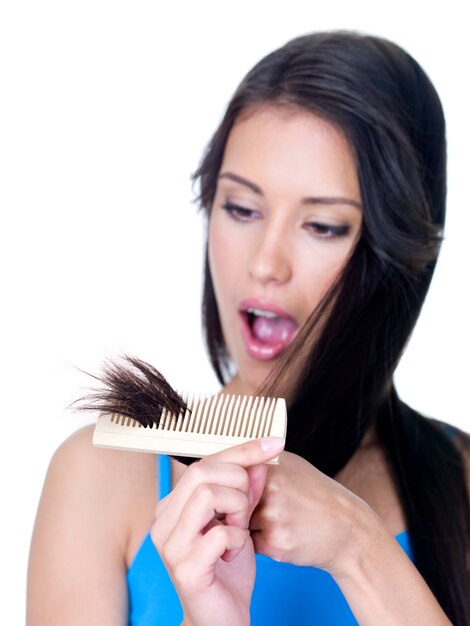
[360,421,379,448]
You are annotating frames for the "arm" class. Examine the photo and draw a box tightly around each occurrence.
[336,425,470,626]
[332,507,452,626]
[26,426,135,625]
[249,451,454,626]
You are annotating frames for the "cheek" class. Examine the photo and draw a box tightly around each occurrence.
[207,217,225,294]
[208,215,236,313]
[207,216,244,359]
[208,214,244,296]
[299,250,350,311]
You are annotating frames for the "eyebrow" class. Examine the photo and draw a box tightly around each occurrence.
[218,171,362,210]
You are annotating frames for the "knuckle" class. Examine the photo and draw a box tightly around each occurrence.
[230,493,250,520]
[265,476,281,494]
[266,526,290,554]
[260,502,277,523]
[209,523,226,540]
[232,487,247,508]
[241,443,255,464]
[150,524,160,547]
[237,467,250,492]
[253,529,287,562]
[153,499,165,520]
[195,482,215,503]
[242,490,251,510]
[172,561,191,586]
[158,534,178,566]
[150,521,160,548]
[208,523,231,546]
[186,460,206,484]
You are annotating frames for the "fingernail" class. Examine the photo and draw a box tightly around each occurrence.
[260,437,285,452]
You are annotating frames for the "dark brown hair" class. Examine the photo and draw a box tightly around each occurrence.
[192,31,469,624]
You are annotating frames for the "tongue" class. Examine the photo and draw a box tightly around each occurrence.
[251,315,297,345]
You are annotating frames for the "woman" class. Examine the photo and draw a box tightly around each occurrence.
[27,31,470,625]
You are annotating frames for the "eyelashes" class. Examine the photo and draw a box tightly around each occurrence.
[221,201,351,240]
[222,201,259,221]
[304,223,351,238]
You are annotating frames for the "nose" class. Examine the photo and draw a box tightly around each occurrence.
[247,223,292,286]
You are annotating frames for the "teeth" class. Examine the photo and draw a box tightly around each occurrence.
[246,307,278,319]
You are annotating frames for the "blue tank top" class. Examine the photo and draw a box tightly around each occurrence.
[127,454,413,625]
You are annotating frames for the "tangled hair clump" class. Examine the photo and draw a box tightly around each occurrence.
[74,355,188,428]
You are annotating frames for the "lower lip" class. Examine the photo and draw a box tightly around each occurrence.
[239,313,296,361]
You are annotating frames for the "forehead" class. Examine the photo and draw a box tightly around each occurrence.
[219,105,360,202]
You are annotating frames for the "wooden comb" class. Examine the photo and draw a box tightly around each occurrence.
[93,393,287,464]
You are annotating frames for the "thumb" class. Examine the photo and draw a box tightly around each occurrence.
[205,436,285,467]
[246,463,269,517]
[222,463,268,561]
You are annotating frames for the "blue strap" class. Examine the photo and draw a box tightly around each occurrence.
[158,454,171,501]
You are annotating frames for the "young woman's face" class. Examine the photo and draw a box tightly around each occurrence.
[208,105,362,396]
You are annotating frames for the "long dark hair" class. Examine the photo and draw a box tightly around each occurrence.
[192,32,470,624]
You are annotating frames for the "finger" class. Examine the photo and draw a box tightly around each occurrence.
[189,523,251,578]
[163,521,251,590]
[155,461,250,536]
[158,483,251,562]
[248,488,272,531]
[221,543,246,562]
[205,437,285,468]
[200,515,245,565]
[224,464,268,532]
[155,438,285,540]
[176,484,250,541]
[246,463,269,516]
[200,439,281,531]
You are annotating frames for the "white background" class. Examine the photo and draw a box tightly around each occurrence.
[1,1,469,622]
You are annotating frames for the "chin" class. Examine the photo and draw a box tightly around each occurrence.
[237,360,281,396]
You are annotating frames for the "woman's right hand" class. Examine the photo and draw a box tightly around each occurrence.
[150,437,285,626]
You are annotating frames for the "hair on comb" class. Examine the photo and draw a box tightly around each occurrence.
[75,355,287,465]
[74,355,188,428]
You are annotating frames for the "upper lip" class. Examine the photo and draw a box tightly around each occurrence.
[238,298,297,322]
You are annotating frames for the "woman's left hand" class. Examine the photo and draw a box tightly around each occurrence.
[249,451,373,576]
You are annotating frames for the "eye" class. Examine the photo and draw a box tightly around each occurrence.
[304,222,351,239]
[222,202,261,222]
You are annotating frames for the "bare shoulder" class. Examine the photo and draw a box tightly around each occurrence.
[49,424,157,506]
[27,425,157,625]
[39,425,157,542]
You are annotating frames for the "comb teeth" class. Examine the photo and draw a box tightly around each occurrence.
[94,393,287,464]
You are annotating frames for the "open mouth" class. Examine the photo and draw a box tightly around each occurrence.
[239,304,298,361]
